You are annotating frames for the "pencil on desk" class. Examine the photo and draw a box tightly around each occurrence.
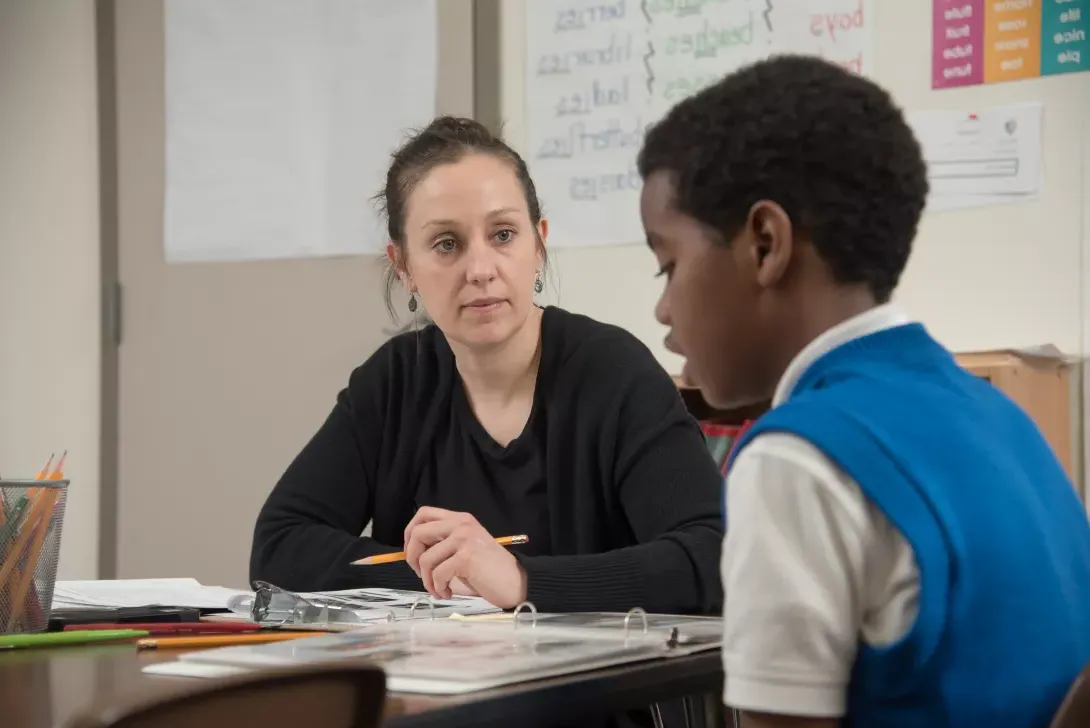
[66,622,263,635]
[351,534,529,566]
[137,632,319,650]
[0,629,149,650]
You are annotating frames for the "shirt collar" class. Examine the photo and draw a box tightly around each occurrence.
[772,303,911,406]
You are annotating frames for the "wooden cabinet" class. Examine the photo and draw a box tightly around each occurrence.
[955,350,1079,485]
[674,349,1081,494]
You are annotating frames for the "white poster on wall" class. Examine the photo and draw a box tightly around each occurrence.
[907,102,1044,213]
[524,0,877,249]
[163,0,437,263]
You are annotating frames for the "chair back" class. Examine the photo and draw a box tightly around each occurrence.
[65,663,386,728]
[1051,663,1090,728]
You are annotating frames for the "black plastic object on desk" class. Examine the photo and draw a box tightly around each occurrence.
[47,606,201,631]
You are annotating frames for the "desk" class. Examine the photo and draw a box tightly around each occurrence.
[0,643,724,728]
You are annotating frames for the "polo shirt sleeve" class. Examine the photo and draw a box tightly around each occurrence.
[721,432,901,717]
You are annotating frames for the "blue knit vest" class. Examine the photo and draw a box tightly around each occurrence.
[726,323,1090,727]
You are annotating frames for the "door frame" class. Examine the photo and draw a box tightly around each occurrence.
[93,0,505,578]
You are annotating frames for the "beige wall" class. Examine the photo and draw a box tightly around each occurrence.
[0,0,102,579]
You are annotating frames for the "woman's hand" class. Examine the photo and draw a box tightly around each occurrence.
[403,507,527,609]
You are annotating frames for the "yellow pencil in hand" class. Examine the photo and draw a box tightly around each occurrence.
[351,534,529,565]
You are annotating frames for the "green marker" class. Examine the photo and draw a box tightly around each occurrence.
[0,495,29,546]
[0,629,149,650]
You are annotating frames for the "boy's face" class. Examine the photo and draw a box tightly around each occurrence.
[641,171,790,409]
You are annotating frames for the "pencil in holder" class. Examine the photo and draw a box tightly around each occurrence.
[0,479,68,635]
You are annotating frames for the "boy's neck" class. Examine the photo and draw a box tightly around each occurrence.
[773,286,880,381]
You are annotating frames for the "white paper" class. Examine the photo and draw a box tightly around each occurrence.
[153,617,720,693]
[143,661,250,680]
[907,102,1044,213]
[524,0,878,249]
[163,0,438,262]
[52,578,250,610]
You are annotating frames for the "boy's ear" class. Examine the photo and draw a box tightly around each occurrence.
[746,200,793,288]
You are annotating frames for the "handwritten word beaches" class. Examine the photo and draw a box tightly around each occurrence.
[531,0,872,203]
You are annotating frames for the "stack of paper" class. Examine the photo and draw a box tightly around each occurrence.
[52,578,250,610]
[51,580,501,626]
[143,613,724,692]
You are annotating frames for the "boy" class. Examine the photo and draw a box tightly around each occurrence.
[637,54,1090,727]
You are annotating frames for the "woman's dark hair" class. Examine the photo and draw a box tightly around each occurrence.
[376,116,545,322]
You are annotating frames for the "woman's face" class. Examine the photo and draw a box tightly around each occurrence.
[393,153,546,350]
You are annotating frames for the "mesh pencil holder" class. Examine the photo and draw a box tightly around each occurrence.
[0,479,68,635]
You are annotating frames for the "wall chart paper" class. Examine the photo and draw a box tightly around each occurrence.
[933,0,1087,89]
[525,0,878,249]
[163,0,438,262]
[906,102,1044,212]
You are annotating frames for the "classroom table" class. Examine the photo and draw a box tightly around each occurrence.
[0,642,725,728]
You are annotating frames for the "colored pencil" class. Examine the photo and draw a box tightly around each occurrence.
[66,622,263,635]
[0,490,54,597]
[0,629,148,650]
[4,489,55,630]
[136,632,319,650]
[0,453,65,630]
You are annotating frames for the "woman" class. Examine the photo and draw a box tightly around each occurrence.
[249,116,723,615]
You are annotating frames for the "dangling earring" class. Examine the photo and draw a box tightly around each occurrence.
[407,292,418,313]
[534,271,544,294]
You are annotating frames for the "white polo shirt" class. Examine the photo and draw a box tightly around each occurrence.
[721,304,921,717]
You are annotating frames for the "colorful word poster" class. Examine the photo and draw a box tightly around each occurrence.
[933,0,1087,89]
[525,0,877,249]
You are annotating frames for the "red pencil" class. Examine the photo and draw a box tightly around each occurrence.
[63,622,262,635]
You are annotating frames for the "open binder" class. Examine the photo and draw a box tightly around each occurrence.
[220,582,502,629]
[143,600,723,694]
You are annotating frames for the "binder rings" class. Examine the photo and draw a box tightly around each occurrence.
[142,601,723,694]
[224,583,501,628]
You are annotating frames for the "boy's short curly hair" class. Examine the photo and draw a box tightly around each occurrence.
[637,55,929,302]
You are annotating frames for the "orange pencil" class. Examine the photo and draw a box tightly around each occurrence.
[0,489,54,592]
[136,631,320,650]
[33,454,54,481]
[4,490,55,631]
[1,453,64,630]
[46,451,66,480]
[351,534,529,566]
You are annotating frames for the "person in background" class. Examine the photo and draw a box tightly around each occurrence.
[250,116,724,620]
[637,54,1090,728]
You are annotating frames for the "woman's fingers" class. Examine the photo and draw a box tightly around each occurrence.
[403,506,457,545]
[416,534,462,596]
[404,518,458,572]
[431,549,469,600]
